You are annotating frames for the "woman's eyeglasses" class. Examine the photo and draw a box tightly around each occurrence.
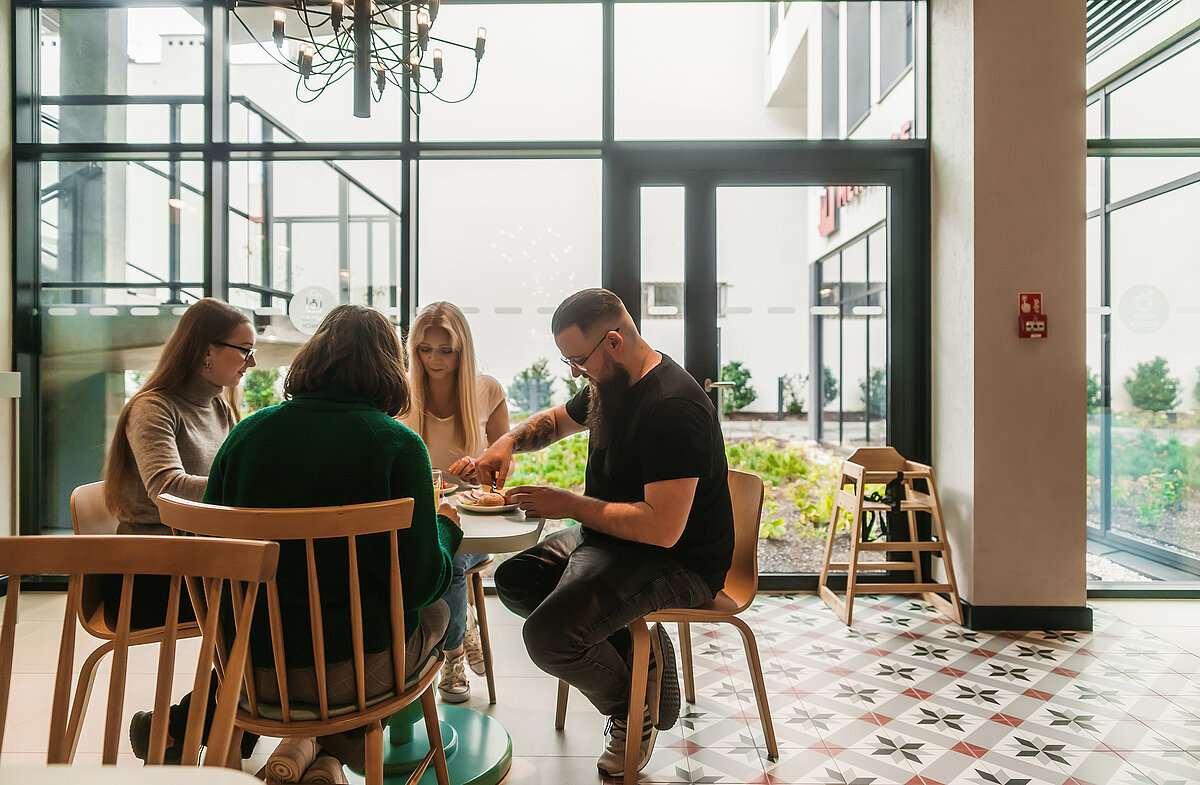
[213,341,256,362]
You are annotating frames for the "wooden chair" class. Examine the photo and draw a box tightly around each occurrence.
[816,447,963,626]
[554,469,777,784]
[157,494,450,785]
[63,481,205,761]
[0,535,278,766]
[463,556,497,704]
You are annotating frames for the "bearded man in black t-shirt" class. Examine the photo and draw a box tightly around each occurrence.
[474,288,735,779]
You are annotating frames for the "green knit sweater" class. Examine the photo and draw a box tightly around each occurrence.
[203,386,462,667]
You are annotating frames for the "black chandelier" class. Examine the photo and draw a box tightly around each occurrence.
[228,0,486,119]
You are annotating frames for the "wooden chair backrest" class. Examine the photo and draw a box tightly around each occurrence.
[0,535,278,766]
[156,494,416,727]
[70,482,141,639]
[844,446,908,472]
[721,469,766,612]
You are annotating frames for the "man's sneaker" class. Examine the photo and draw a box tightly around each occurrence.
[646,623,681,731]
[128,710,182,765]
[596,709,657,778]
[463,604,487,677]
[438,655,471,703]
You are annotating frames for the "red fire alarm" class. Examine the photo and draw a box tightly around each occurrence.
[1018,292,1048,339]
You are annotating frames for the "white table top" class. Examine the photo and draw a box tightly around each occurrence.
[0,766,262,784]
[456,510,545,555]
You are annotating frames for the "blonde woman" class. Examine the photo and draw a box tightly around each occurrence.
[401,301,510,703]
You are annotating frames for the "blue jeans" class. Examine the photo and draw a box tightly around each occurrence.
[447,551,490,650]
[494,526,713,718]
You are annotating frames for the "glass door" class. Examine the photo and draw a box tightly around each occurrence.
[611,153,921,582]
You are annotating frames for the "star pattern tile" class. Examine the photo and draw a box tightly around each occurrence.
[627,594,1200,784]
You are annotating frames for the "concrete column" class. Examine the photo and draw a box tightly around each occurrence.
[931,0,1090,628]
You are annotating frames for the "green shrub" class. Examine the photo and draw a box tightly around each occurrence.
[859,367,886,419]
[509,359,554,414]
[823,366,838,407]
[1086,366,1101,414]
[507,431,588,490]
[1124,356,1180,412]
[782,373,805,416]
[1194,365,1200,409]
[720,361,757,413]
[243,368,281,412]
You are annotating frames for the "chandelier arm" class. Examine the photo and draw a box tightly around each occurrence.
[426,36,476,53]
[422,64,480,104]
[231,11,304,75]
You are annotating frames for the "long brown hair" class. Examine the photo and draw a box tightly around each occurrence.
[404,301,484,457]
[103,298,251,514]
[284,304,410,417]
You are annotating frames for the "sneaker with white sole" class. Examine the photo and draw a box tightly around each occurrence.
[438,655,471,703]
[463,604,487,677]
[595,708,657,778]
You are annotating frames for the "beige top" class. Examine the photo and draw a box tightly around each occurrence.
[401,374,506,486]
[116,375,236,534]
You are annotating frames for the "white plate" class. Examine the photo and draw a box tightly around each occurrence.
[456,499,520,515]
[438,482,459,496]
[456,489,519,515]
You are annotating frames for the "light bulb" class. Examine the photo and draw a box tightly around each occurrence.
[273,9,286,49]
[475,27,487,61]
[417,9,430,50]
[409,53,421,81]
[428,0,440,23]
[432,47,443,81]
[376,63,387,93]
[331,0,343,30]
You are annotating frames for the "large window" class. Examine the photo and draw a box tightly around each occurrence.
[1086,31,1200,584]
[14,1,929,585]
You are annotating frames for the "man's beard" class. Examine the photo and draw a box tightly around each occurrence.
[584,364,632,449]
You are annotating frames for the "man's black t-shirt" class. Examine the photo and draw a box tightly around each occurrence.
[564,353,734,594]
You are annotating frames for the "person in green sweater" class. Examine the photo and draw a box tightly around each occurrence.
[202,303,463,772]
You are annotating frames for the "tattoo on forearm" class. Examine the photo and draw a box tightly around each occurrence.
[510,412,557,452]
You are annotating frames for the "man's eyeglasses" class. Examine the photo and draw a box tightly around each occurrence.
[213,341,256,363]
[560,327,619,369]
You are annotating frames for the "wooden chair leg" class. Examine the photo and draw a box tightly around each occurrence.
[677,621,695,704]
[63,641,113,761]
[223,728,245,769]
[420,687,451,785]
[729,617,778,761]
[554,679,569,730]
[625,620,652,785]
[469,572,497,704]
[365,720,385,785]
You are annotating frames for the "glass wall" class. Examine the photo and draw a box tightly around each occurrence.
[1086,31,1200,583]
[16,1,929,585]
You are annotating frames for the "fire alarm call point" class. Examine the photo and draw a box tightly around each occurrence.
[1018,292,1047,339]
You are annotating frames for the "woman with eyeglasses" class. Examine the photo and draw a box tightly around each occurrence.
[102,295,259,763]
[400,301,510,704]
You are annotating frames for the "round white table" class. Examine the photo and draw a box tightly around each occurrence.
[454,509,545,555]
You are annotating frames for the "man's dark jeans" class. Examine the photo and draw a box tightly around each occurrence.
[494,526,713,718]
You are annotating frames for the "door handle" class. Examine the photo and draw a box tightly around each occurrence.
[704,378,735,393]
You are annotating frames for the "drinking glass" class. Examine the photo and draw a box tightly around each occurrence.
[432,469,443,508]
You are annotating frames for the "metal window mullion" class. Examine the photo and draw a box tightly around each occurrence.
[203,2,229,300]
[1100,88,1113,540]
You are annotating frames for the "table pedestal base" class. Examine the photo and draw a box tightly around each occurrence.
[344,703,511,785]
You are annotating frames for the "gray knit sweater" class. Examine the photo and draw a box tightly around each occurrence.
[115,375,236,534]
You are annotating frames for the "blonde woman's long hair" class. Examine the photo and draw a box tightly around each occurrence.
[405,301,483,458]
[103,297,249,514]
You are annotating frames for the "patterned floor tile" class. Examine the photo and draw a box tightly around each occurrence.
[1119,749,1200,784]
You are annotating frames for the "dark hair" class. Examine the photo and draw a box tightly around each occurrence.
[104,297,250,514]
[284,304,410,417]
[551,288,626,336]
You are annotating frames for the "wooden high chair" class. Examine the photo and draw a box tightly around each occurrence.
[817,447,963,626]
